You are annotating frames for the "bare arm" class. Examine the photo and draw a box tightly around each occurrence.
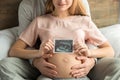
[75,41,114,58]
[90,41,114,58]
[9,39,42,59]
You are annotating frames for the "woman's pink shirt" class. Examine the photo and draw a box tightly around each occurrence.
[19,14,107,48]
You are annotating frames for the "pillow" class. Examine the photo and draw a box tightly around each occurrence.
[100,24,120,58]
[0,27,18,60]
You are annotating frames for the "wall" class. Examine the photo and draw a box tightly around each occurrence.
[0,0,22,30]
[88,0,119,28]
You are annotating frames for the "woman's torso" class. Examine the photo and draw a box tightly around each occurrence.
[38,14,87,78]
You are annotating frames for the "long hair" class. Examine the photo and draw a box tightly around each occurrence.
[45,0,87,16]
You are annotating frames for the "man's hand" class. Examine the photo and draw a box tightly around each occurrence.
[74,42,92,57]
[33,56,57,78]
[70,56,95,78]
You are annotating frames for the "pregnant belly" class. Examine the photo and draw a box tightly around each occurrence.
[48,53,81,78]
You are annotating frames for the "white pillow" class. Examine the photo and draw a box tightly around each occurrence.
[0,27,18,60]
[100,24,120,58]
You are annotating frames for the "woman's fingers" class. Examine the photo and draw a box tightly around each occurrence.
[45,42,54,49]
[41,39,54,54]
[74,42,89,56]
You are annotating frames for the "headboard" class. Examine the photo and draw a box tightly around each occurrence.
[0,0,119,30]
[0,0,22,30]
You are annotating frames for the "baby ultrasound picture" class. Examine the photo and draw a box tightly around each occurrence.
[54,40,73,53]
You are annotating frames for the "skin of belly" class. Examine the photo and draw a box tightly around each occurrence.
[48,53,81,78]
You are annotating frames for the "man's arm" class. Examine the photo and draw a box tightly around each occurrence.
[18,0,34,35]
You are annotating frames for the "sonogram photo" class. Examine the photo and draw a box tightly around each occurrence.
[54,40,73,53]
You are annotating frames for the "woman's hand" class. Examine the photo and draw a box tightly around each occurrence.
[74,42,92,57]
[33,56,57,78]
[39,39,54,56]
[70,56,95,78]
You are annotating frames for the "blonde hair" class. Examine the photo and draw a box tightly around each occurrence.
[45,0,87,16]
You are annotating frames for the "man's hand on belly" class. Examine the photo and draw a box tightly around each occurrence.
[33,57,57,78]
[70,56,95,78]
